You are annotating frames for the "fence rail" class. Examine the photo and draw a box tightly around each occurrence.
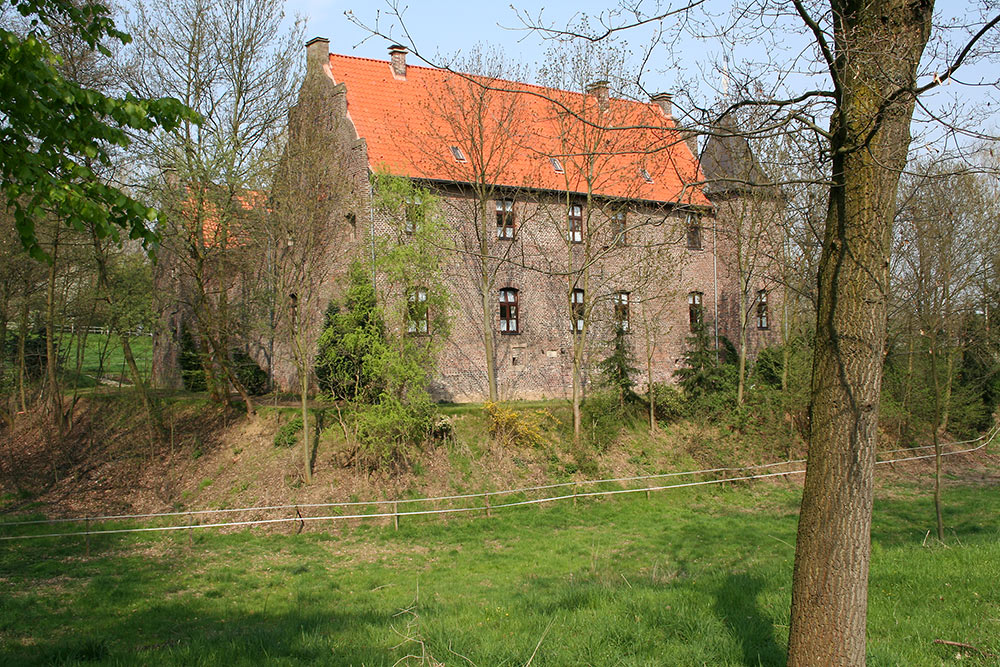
[1,425,996,543]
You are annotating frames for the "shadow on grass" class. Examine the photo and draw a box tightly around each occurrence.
[713,573,785,666]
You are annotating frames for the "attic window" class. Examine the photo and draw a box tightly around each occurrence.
[550,157,565,174]
[450,146,467,162]
[639,168,654,184]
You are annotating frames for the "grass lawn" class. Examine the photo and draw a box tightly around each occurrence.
[1,479,998,665]
[59,333,153,387]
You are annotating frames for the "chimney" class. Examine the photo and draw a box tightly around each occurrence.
[305,36,329,76]
[586,80,609,111]
[388,44,407,79]
[651,92,673,117]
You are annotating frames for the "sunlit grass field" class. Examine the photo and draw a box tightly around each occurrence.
[1,478,998,665]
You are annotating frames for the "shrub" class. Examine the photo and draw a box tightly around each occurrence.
[354,396,435,469]
[273,416,303,448]
[648,382,685,424]
[581,389,630,451]
[484,402,552,448]
[178,325,206,392]
[232,351,268,396]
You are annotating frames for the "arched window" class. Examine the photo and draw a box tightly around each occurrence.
[688,291,703,330]
[407,287,428,334]
[499,288,519,334]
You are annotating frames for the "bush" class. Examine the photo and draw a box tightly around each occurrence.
[484,402,553,448]
[232,351,268,396]
[354,396,435,469]
[581,390,629,451]
[179,325,206,392]
[648,382,685,424]
[273,416,303,448]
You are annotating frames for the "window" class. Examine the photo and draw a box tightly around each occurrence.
[407,287,428,334]
[757,290,769,329]
[688,291,703,331]
[499,288,519,334]
[449,145,466,162]
[404,195,423,234]
[639,168,654,184]
[572,288,585,332]
[611,211,626,246]
[550,157,565,173]
[686,215,702,250]
[613,291,630,331]
[568,204,583,244]
[496,199,515,240]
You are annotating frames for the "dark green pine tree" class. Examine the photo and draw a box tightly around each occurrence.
[598,323,639,410]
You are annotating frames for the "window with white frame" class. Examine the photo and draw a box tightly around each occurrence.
[568,204,583,244]
[572,288,585,332]
[757,290,769,329]
[611,211,626,246]
[688,291,703,330]
[407,287,428,334]
[496,199,515,240]
[404,194,423,234]
[613,291,630,331]
[499,288,519,334]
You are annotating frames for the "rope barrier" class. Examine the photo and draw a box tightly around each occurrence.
[1,425,994,543]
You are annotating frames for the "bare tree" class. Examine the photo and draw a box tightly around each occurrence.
[123,0,303,414]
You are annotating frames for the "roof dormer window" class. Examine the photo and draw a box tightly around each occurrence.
[639,168,654,184]
[450,146,467,162]
[550,157,565,174]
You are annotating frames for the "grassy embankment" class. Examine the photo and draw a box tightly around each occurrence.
[1,469,998,666]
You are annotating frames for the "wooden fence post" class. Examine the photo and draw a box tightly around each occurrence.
[393,502,399,531]
[485,493,491,518]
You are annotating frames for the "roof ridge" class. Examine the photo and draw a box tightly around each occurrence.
[327,51,655,109]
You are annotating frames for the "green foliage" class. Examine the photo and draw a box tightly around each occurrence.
[596,323,638,406]
[0,2,196,260]
[273,416,302,448]
[314,264,386,403]
[648,382,685,424]
[353,395,435,469]
[232,351,268,396]
[675,324,738,410]
[178,325,205,392]
[580,389,639,451]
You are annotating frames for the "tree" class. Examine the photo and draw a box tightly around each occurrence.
[267,68,357,482]
[502,1,999,662]
[124,0,303,413]
[0,0,192,261]
[403,46,532,402]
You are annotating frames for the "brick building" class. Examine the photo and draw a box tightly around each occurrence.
[154,37,781,400]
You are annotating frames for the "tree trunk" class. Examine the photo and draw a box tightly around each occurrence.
[17,298,28,414]
[479,199,499,402]
[45,232,63,437]
[787,2,933,664]
[931,338,944,541]
[737,297,748,406]
[300,367,312,483]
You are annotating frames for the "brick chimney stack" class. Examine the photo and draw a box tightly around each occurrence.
[651,92,673,117]
[389,44,408,79]
[586,80,609,111]
[305,36,329,76]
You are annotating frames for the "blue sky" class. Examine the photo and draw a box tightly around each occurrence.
[284,1,999,149]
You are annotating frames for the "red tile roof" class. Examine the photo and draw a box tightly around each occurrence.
[326,54,709,207]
